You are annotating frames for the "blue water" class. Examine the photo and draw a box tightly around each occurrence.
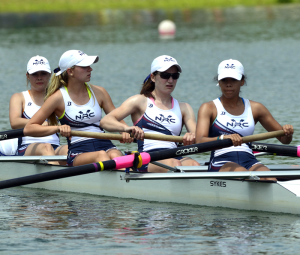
[0,10,300,254]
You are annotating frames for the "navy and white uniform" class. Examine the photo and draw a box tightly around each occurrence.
[134,97,183,172]
[17,91,60,156]
[59,84,117,166]
[208,98,261,172]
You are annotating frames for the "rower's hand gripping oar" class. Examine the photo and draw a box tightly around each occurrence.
[0,130,285,189]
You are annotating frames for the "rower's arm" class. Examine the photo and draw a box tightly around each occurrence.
[9,92,28,129]
[195,102,217,143]
[100,95,145,140]
[24,92,67,137]
[180,102,196,145]
[252,101,293,144]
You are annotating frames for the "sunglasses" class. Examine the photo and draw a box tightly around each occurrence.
[159,72,180,80]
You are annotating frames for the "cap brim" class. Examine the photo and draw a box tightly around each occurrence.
[157,63,182,73]
[76,56,99,67]
[218,70,242,81]
[55,70,62,76]
[28,67,51,74]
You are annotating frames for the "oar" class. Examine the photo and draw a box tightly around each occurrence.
[71,129,287,144]
[0,128,24,140]
[0,130,285,190]
[70,131,182,142]
[252,142,300,157]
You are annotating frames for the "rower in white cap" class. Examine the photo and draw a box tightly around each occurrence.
[100,55,200,173]
[24,50,131,167]
[195,59,294,180]
[9,55,68,163]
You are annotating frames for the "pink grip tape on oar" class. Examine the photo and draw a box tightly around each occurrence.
[297,146,300,157]
[114,152,151,169]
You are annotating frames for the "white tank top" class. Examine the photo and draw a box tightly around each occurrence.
[135,97,183,151]
[59,84,104,145]
[209,98,255,157]
[20,91,60,146]
[0,138,18,155]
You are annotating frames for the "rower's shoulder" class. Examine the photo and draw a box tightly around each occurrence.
[199,100,216,109]
[10,91,24,102]
[46,89,63,103]
[178,100,192,108]
[124,94,147,106]
[197,100,216,117]
[248,99,266,109]
[89,84,107,94]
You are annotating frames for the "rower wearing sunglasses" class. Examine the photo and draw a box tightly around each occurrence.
[101,55,200,172]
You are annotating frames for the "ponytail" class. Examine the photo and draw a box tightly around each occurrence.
[140,72,157,99]
[45,71,70,126]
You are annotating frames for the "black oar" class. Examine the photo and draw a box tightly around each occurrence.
[252,142,299,157]
[0,128,24,140]
[0,130,285,189]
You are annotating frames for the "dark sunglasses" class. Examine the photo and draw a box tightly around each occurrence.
[159,72,180,80]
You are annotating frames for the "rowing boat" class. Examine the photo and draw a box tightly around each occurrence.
[1,156,300,215]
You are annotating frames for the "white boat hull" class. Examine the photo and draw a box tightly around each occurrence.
[1,161,300,215]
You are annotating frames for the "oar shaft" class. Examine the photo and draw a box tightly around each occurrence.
[0,160,116,189]
[71,131,123,140]
[242,130,284,143]
[252,142,299,157]
[70,130,183,142]
[0,128,24,140]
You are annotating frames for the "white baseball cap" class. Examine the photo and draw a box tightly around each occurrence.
[151,55,182,73]
[55,50,99,76]
[27,55,51,74]
[218,59,244,81]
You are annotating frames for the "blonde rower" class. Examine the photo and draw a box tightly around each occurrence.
[24,50,132,167]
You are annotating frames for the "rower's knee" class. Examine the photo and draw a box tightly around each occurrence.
[40,143,55,155]
[108,150,122,159]
[96,150,110,161]
[191,161,200,166]
[172,159,182,167]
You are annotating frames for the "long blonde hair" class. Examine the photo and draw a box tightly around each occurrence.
[45,71,70,126]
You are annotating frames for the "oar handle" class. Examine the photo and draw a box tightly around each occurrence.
[241,130,285,143]
[70,130,184,142]
[70,131,123,140]
[143,133,183,142]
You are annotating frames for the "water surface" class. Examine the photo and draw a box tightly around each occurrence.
[0,14,299,254]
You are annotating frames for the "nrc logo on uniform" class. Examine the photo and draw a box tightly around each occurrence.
[227,119,248,129]
[75,110,95,120]
[225,64,235,69]
[155,114,175,124]
[67,102,72,106]
[221,111,225,115]
[33,59,45,65]
[164,57,175,62]
[149,104,153,108]
[28,102,32,106]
